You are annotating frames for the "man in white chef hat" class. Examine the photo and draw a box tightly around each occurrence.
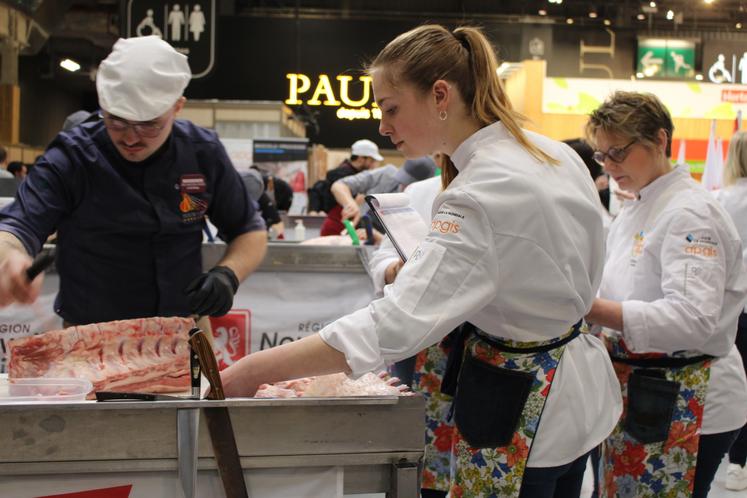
[0,36,267,325]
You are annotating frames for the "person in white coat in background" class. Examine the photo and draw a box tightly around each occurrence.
[367,171,452,498]
[221,24,621,498]
[715,130,747,491]
[585,91,747,498]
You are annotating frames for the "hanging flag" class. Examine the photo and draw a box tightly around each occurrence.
[716,137,725,188]
[702,120,722,191]
[675,138,686,167]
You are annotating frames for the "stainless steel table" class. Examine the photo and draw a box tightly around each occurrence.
[0,395,424,497]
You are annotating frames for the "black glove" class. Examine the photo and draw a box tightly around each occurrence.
[184,266,239,317]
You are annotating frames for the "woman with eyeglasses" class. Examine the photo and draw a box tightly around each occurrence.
[585,91,747,498]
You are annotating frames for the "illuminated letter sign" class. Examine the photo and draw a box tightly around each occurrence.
[307,75,341,106]
[285,73,379,120]
[285,74,311,105]
[337,75,372,107]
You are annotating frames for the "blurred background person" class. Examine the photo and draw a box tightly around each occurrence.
[6,161,28,180]
[715,130,747,492]
[307,138,382,216]
[0,146,12,179]
[366,156,449,497]
[564,138,610,211]
[322,156,436,236]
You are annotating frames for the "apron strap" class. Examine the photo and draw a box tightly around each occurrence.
[440,320,583,397]
[610,354,713,368]
[440,322,475,397]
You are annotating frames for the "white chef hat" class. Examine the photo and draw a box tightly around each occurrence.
[96,36,191,122]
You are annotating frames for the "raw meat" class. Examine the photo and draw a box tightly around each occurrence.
[8,317,194,398]
[254,372,411,398]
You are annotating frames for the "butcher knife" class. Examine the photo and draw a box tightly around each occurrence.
[188,327,248,498]
[26,250,56,281]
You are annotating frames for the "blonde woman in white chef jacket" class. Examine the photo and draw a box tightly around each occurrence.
[585,91,747,498]
[715,131,747,491]
[222,24,622,497]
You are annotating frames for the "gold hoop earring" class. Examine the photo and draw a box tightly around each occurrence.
[439,110,447,121]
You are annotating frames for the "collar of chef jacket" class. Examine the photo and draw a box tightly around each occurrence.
[636,165,691,202]
[451,122,510,172]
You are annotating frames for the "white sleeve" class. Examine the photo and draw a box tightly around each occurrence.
[320,188,498,377]
[367,236,400,296]
[622,210,729,354]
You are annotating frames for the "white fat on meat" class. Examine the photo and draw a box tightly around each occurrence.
[254,372,410,398]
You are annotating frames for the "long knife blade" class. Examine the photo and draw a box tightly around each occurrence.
[188,328,248,498]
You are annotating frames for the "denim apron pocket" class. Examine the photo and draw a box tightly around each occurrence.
[623,369,680,444]
[454,353,534,448]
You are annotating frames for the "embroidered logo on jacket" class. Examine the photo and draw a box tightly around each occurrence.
[684,233,719,258]
[431,220,461,234]
[179,193,208,222]
[632,231,645,257]
[180,174,207,193]
[178,174,208,223]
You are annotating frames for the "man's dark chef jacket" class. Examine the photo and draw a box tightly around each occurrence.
[0,119,265,325]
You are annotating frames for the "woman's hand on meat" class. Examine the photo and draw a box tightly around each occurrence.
[221,356,261,397]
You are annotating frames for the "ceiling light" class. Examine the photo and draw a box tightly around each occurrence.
[650,1,656,7]
[60,58,80,72]
[695,74,704,80]
[637,13,646,20]
[566,18,574,24]
[538,9,547,15]
[704,0,714,4]
[636,72,645,78]
[667,10,674,20]
[589,11,598,18]
[604,19,612,26]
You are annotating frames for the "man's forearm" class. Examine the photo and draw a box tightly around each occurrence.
[331,181,355,208]
[0,232,28,260]
[217,230,268,282]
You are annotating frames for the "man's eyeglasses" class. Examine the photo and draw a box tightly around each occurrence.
[100,113,167,138]
[592,140,636,166]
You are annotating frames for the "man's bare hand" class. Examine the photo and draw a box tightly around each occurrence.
[342,202,361,226]
[0,250,43,307]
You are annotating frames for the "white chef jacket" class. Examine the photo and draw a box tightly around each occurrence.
[369,176,442,295]
[714,178,747,312]
[321,122,622,467]
[598,166,747,434]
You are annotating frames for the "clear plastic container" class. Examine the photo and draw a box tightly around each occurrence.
[0,377,93,403]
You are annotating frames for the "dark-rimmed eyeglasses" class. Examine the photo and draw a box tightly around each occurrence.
[592,140,636,166]
[99,112,168,138]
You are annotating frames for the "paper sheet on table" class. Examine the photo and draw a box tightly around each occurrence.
[365,193,428,261]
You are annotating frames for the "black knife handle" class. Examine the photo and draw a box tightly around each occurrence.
[26,251,55,281]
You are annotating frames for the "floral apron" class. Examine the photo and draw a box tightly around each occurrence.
[600,335,712,498]
[442,322,581,497]
[412,337,455,492]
